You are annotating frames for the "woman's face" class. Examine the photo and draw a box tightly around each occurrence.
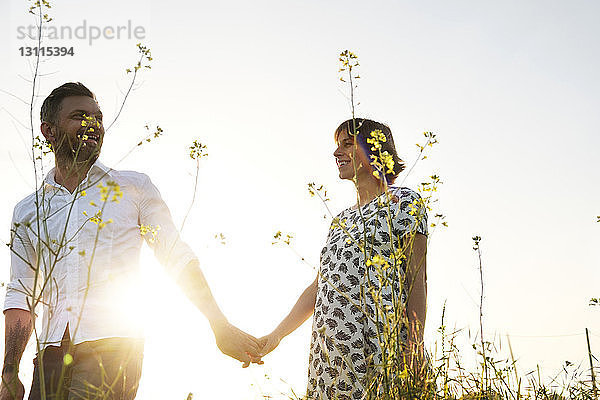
[333,129,370,181]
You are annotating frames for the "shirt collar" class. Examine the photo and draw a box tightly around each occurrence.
[43,159,114,191]
[89,160,113,178]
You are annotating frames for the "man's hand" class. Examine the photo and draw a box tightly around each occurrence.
[211,320,264,368]
[0,372,24,400]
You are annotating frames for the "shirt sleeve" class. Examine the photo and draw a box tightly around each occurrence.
[396,188,428,237]
[138,174,197,279]
[4,204,39,312]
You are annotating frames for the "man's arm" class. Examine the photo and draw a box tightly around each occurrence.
[137,175,262,366]
[0,309,32,400]
[176,260,262,367]
[2,205,37,399]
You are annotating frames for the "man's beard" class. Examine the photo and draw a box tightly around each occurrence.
[53,126,101,168]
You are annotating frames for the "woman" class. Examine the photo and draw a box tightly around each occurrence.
[259,118,428,399]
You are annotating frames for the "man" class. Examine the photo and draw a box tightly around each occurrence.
[0,82,262,400]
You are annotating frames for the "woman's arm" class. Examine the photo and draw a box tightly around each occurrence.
[259,276,319,356]
[405,232,427,367]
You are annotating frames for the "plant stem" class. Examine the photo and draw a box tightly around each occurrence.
[477,240,488,394]
[587,327,598,400]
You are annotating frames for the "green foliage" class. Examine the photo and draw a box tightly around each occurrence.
[272,231,294,246]
[189,140,208,160]
[126,43,153,74]
[137,124,163,145]
[29,0,52,22]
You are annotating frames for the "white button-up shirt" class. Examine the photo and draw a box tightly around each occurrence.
[4,161,196,348]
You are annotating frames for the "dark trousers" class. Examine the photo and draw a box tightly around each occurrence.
[29,329,144,400]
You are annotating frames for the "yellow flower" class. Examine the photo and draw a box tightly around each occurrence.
[107,181,123,203]
[189,140,207,160]
[139,224,160,243]
[366,254,387,267]
[80,190,87,197]
[96,181,123,203]
[380,151,395,173]
[369,129,386,143]
[398,366,409,379]
[63,354,73,366]
[408,204,417,216]
[367,137,382,151]
[89,210,102,225]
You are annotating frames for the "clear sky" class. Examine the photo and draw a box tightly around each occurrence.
[1,0,599,398]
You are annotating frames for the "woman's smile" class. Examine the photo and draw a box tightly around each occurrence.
[336,158,351,168]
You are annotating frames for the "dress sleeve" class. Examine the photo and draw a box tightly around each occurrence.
[4,204,39,312]
[138,174,197,279]
[395,188,428,237]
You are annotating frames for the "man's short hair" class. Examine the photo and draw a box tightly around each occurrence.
[40,82,95,125]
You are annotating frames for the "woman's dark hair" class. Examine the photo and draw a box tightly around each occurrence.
[334,118,405,184]
[40,82,95,125]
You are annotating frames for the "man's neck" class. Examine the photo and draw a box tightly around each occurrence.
[54,160,94,193]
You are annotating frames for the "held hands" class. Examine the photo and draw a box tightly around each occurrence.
[211,319,264,368]
[257,331,283,358]
[210,316,284,368]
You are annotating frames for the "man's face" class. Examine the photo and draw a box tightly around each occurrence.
[50,96,105,165]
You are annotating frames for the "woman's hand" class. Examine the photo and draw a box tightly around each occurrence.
[258,332,282,357]
[257,276,318,358]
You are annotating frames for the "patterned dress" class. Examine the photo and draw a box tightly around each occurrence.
[306,187,428,400]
